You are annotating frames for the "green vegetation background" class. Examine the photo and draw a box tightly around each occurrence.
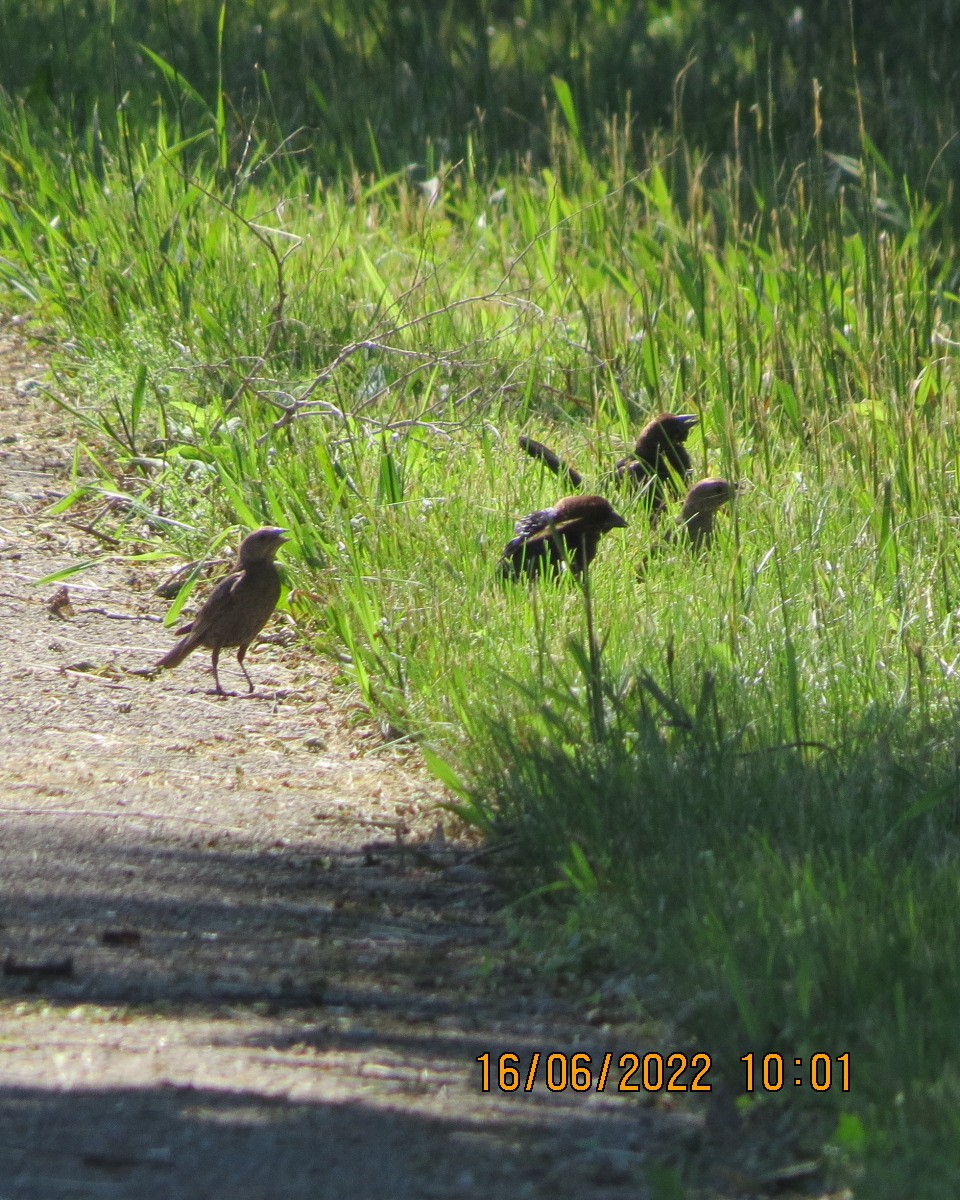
[3,2,960,1195]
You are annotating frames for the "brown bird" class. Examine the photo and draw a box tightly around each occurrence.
[615,412,698,513]
[498,495,627,581]
[637,478,741,578]
[673,477,742,551]
[156,526,288,695]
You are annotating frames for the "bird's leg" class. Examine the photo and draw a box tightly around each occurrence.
[210,646,226,696]
[237,644,255,693]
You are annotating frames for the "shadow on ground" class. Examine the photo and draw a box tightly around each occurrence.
[0,818,693,1200]
[1,817,503,1008]
[0,1077,672,1200]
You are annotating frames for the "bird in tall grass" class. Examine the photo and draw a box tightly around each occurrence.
[637,478,742,578]
[518,412,698,517]
[498,495,627,581]
[672,477,742,550]
[155,526,288,695]
[615,412,698,513]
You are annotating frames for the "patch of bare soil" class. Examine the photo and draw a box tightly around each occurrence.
[0,317,723,1199]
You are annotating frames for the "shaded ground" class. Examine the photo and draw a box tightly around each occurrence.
[0,316,716,1199]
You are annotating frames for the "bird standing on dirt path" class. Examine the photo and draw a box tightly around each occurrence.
[498,495,627,581]
[615,412,698,513]
[156,526,288,695]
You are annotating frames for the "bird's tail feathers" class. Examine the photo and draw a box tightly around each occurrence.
[518,436,584,488]
[156,632,200,670]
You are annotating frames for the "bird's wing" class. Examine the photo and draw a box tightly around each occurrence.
[512,508,555,540]
[185,569,246,638]
[519,513,597,545]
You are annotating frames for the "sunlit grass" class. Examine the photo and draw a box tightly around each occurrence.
[3,75,960,1193]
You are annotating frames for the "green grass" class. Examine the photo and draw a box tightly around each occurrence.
[4,0,959,212]
[4,33,960,1193]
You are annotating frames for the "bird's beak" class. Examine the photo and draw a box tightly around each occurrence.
[677,414,699,430]
[610,513,629,529]
[270,527,290,544]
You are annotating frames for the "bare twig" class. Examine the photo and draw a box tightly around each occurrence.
[63,520,123,547]
[155,164,643,451]
[85,608,164,623]
[255,289,519,442]
[152,150,304,431]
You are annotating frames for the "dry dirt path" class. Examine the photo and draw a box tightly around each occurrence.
[0,318,705,1200]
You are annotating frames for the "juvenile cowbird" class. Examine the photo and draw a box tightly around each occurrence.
[637,478,741,579]
[518,435,584,488]
[156,526,288,695]
[498,495,627,581]
[673,477,742,551]
[616,412,698,513]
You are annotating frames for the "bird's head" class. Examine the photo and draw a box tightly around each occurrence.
[680,478,742,521]
[238,526,289,565]
[553,494,628,531]
[636,412,698,453]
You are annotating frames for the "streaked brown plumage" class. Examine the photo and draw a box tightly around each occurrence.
[498,494,627,581]
[615,412,698,513]
[156,526,288,695]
